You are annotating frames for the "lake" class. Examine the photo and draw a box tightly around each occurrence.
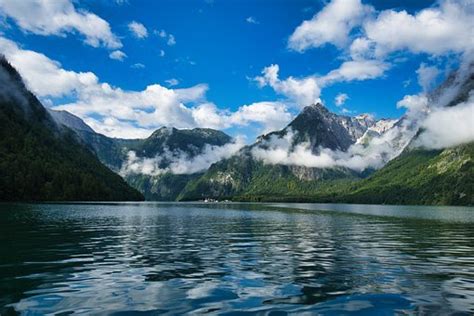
[1,202,474,315]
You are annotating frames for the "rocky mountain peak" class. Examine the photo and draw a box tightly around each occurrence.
[256,102,364,153]
[353,114,376,128]
[299,102,330,116]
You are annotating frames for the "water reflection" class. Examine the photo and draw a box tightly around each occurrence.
[0,202,473,314]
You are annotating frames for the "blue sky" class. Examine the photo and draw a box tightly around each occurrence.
[0,0,470,140]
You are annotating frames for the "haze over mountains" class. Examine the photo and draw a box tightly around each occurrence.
[1,54,467,204]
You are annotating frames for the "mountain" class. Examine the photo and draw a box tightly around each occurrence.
[177,103,381,201]
[41,58,472,205]
[214,143,472,206]
[355,118,398,145]
[48,112,234,200]
[430,62,474,108]
[179,127,473,205]
[133,127,232,158]
[257,103,375,153]
[0,57,143,201]
[120,127,233,200]
[48,111,137,172]
[178,63,473,205]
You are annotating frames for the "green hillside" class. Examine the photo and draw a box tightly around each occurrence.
[224,144,473,206]
[334,143,474,205]
[178,150,363,201]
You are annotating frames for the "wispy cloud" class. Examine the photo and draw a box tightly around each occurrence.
[155,29,176,46]
[131,63,145,69]
[109,50,127,61]
[246,16,259,24]
[128,21,148,38]
[167,34,176,46]
[335,93,349,106]
[165,78,179,87]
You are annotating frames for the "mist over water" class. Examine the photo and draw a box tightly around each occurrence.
[1,202,474,314]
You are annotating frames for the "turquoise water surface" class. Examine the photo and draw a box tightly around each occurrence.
[1,202,473,315]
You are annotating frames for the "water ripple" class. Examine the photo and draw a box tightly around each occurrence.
[0,202,473,314]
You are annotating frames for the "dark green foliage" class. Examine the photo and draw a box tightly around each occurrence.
[178,150,363,201]
[178,142,473,206]
[333,144,474,205]
[73,130,134,171]
[0,58,143,201]
[0,105,144,201]
[131,127,231,158]
[244,144,473,206]
[62,122,234,199]
[126,172,201,201]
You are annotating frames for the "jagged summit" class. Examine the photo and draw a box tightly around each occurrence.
[302,102,328,112]
[258,102,380,153]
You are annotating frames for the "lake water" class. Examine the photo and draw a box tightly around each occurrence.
[1,202,474,315]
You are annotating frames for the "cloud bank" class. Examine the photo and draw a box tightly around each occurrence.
[121,138,245,176]
[251,120,416,172]
[288,0,372,51]
[254,64,321,108]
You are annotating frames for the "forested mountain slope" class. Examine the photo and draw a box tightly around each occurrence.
[0,57,143,201]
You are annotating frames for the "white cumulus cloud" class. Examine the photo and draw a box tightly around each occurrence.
[251,123,417,172]
[109,50,127,61]
[364,0,474,57]
[165,78,179,87]
[254,60,388,107]
[0,0,121,48]
[254,64,321,107]
[0,36,99,97]
[128,21,148,38]
[246,16,259,24]
[415,98,474,149]
[335,93,349,106]
[167,34,176,46]
[288,0,372,51]
[320,59,389,84]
